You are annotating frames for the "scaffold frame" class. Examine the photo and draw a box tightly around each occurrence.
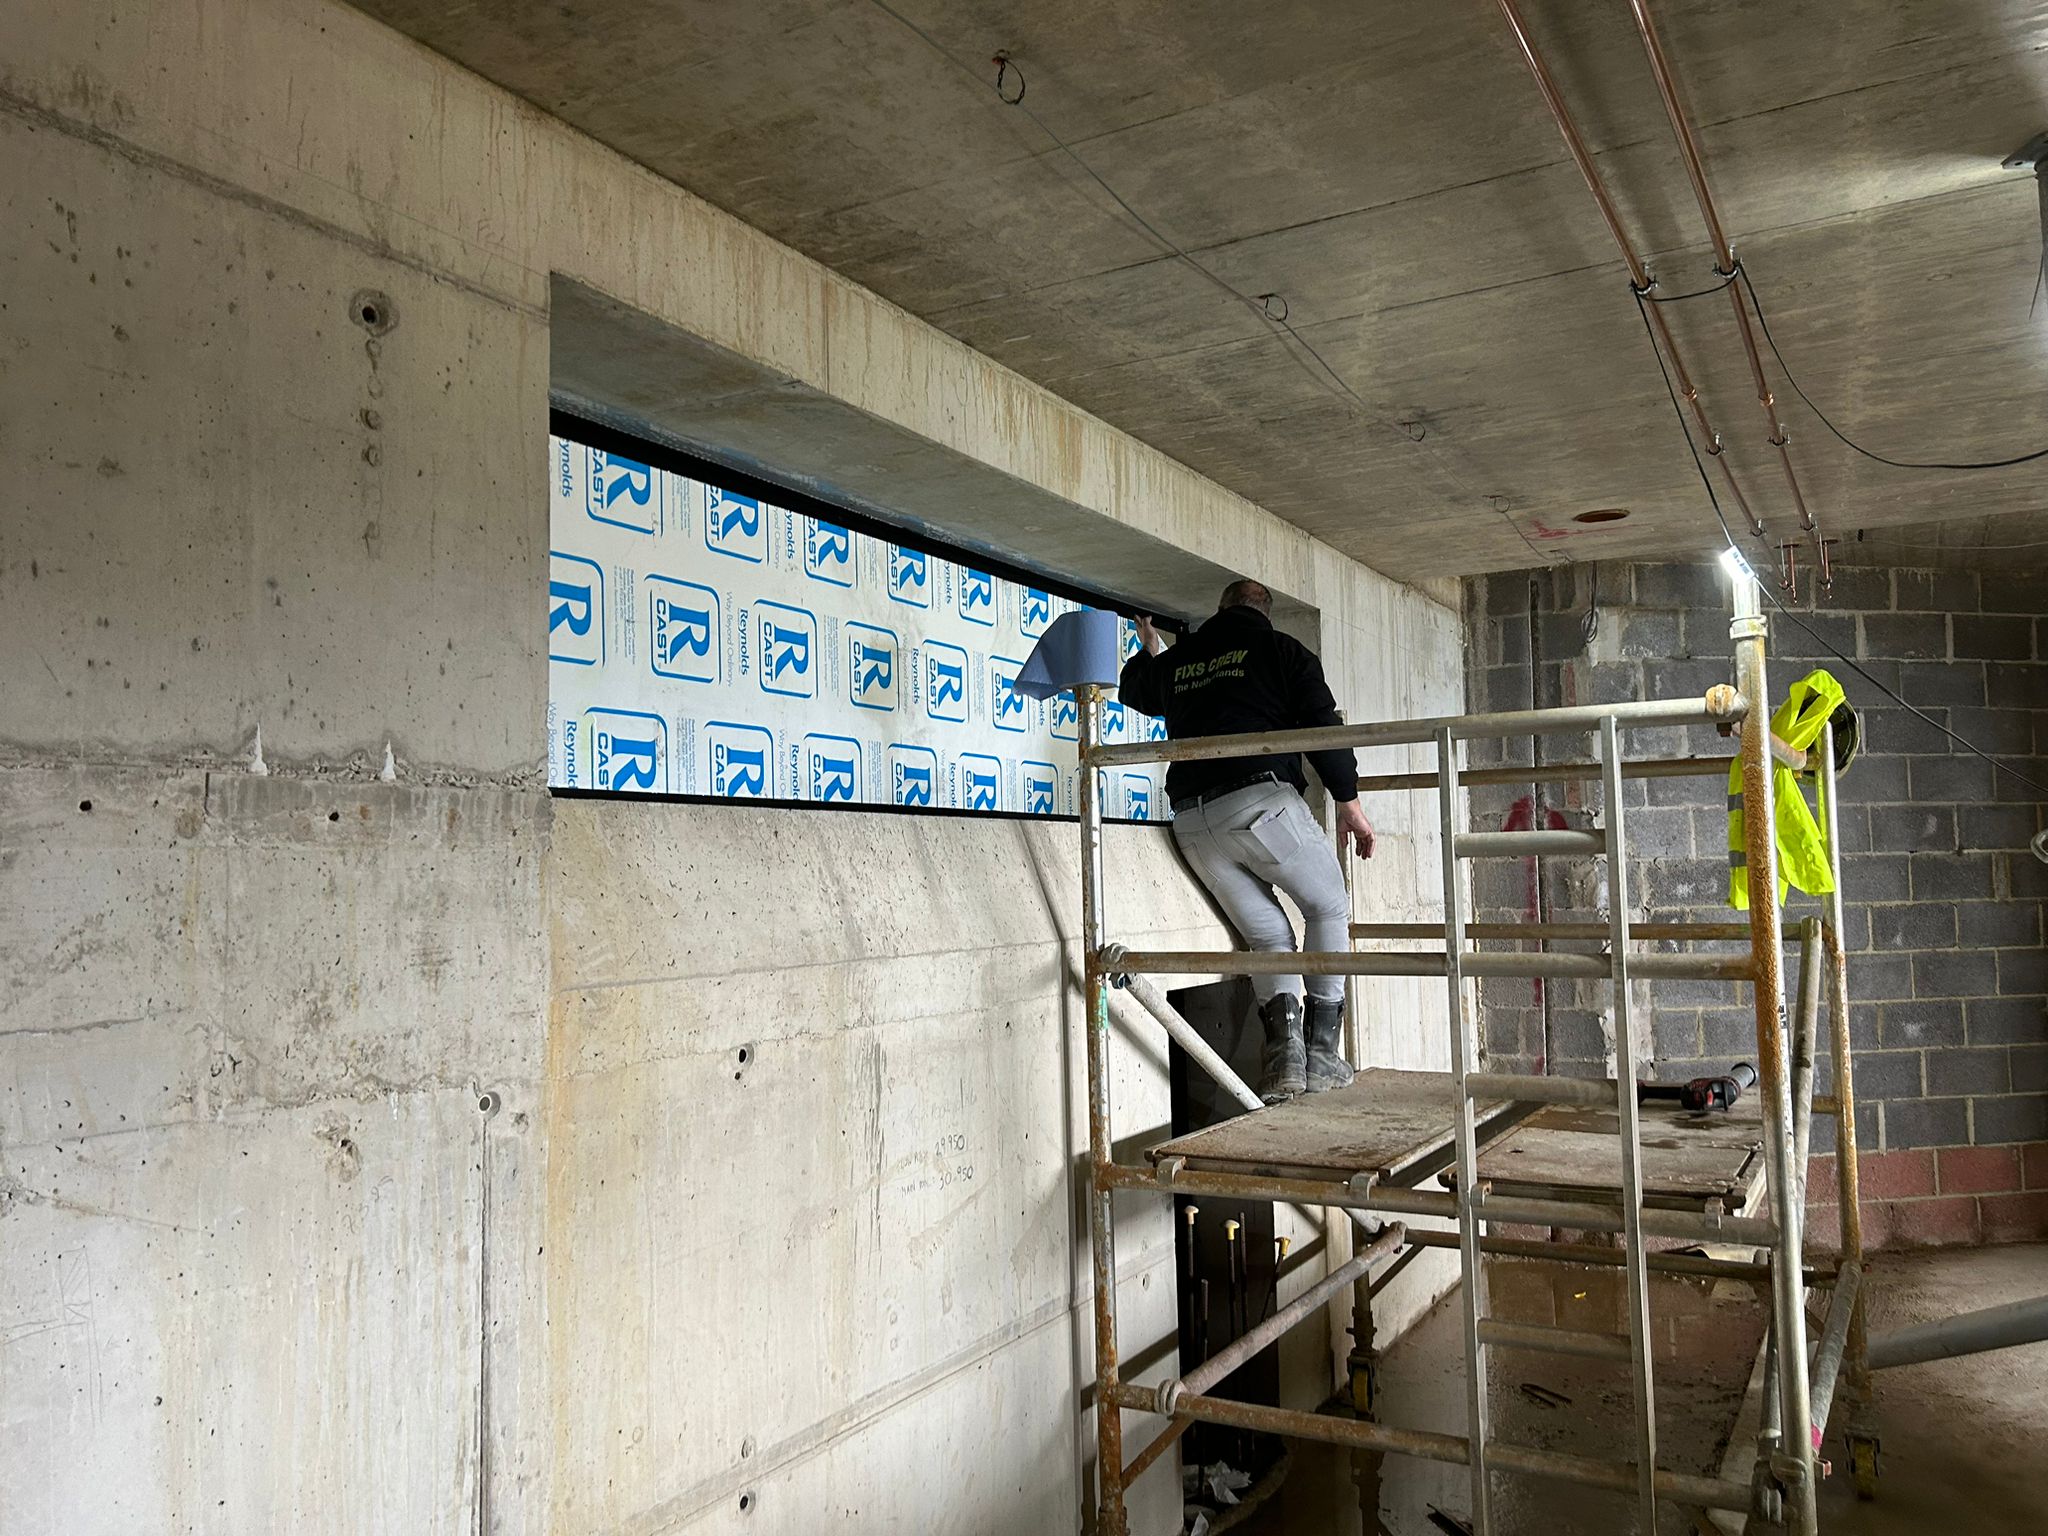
[1075,567,1869,1534]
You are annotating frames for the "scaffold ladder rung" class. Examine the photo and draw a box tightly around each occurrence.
[1439,714,1662,1535]
[1071,597,1839,1536]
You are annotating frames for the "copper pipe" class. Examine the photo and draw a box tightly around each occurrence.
[1497,0,1651,289]
[1626,0,1804,476]
[1730,274,1817,539]
[1624,0,1733,265]
[1626,0,1824,566]
[1715,452,1767,540]
[1494,0,1768,541]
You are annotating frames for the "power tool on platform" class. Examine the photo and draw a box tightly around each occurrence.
[1637,1061,1756,1112]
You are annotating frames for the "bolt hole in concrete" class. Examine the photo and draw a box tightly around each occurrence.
[328,809,340,822]
[735,1044,753,1080]
[737,1492,754,1514]
[348,288,396,335]
[78,798,92,812]
[477,1091,501,1116]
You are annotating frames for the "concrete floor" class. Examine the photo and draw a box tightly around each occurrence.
[1229,1245,2047,1535]
[1814,1245,2048,1536]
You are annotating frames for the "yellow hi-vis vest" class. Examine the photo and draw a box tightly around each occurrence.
[1728,669,1846,909]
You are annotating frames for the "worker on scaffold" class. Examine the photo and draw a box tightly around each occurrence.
[1119,577,1375,1105]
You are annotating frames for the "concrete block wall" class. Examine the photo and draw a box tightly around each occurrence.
[0,2,1465,1532]
[1463,560,2048,1250]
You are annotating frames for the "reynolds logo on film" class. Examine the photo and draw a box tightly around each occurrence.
[586,449,657,533]
[754,601,817,699]
[846,622,899,712]
[959,753,1001,812]
[1050,691,1078,741]
[706,487,766,563]
[888,546,929,607]
[958,567,996,626]
[804,519,855,587]
[548,552,605,667]
[706,721,775,799]
[1022,761,1057,817]
[990,656,1027,734]
[801,733,862,803]
[1123,773,1153,822]
[1020,587,1053,638]
[889,744,937,807]
[1103,699,1127,741]
[646,574,719,683]
[586,708,667,794]
[924,641,968,723]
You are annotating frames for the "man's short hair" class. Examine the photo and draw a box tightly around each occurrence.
[1219,578,1272,616]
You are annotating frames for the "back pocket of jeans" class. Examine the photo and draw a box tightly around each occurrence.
[1242,804,1305,865]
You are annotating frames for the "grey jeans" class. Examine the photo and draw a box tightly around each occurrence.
[1171,779,1350,1006]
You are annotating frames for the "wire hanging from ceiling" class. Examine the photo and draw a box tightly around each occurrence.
[868,4,1357,414]
[1850,530,2048,552]
[1737,264,2048,471]
[1638,270,1740,303]
[864,0,1568,566]
[1636,281,2048,798]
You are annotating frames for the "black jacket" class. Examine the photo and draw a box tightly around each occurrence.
[1118,606,1359,805]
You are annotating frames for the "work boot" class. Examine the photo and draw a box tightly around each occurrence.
[1305,997,1355,1093]
[1258,994,1307,1105]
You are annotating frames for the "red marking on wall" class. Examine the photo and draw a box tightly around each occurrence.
[1503,793,1568,1007]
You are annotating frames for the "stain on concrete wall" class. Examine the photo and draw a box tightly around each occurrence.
[0,1,1468,1530]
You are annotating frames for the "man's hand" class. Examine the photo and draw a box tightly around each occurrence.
[1134,614,1167,656]
[1337,799,1376,859]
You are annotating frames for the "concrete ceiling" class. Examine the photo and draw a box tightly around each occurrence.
[354,0,2048,583]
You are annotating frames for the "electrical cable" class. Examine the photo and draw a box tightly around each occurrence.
[1638,269,1740,304]
[1847,529,2048,553]
[867,2,1360,414]
[1636,286,2048,799]
[1737,263,2048,471]
[1752,571,2048,800]
[866,0,1568,568]
[1634,288,1769,561]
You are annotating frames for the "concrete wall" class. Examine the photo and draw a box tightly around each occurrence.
[1464,560,2048,1251]
[1,2,1463,1532]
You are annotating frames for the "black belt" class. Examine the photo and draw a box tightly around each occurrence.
[1172,772,1285,813]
